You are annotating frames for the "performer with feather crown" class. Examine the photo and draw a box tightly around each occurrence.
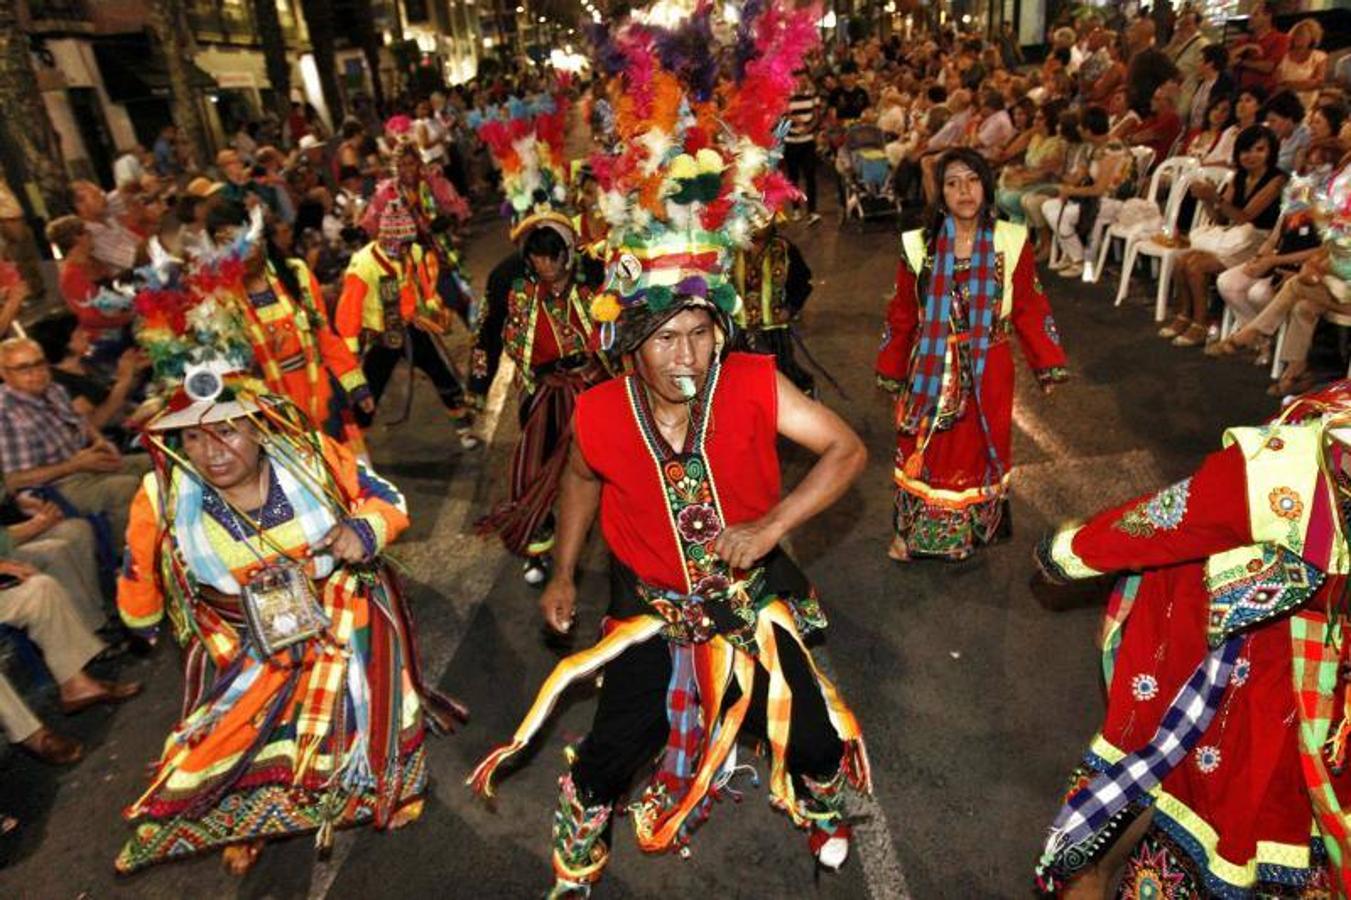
[467,5,872,896]
[468,91,611,585]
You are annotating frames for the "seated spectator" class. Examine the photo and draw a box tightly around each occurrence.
[1126,84,1184,168]
[1275,18,1327,114]
[1264,89,1309,172]
[2,670,83,766]
[1209,194,1326,363]
[1236,85,1267,132]
[1106,87,1144,142]
[0,337,149,545]
[69,181,140,276]
[0,560,140,717]
[1268,251,1348,396]
[1159,124,1286,348]
[1294,102,1348,173]
[28,312,146,442]
[45,216,132,365]
[996,101,1067,223]
[1022,109,1088,260]
[1041,105,1135,279]
[0,489,105,634]
[969,89,1017,161]
[1184,94,1239,165]
[989,98,1036,167]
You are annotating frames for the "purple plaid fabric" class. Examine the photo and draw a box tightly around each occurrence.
[1038,636,1242,877]
[661,645,702,788]
[0,384,88,475]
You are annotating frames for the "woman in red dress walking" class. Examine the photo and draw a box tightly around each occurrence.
[876,148,1068,561]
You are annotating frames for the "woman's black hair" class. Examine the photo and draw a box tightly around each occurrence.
[1041,99,1066,137]
[1204,93,1236,130]
[205,199,249,240]
[1201,44,1229,71]
[923,148,997,249]
[1057,108,1081,143]
[264,222,304,301]
[27,312,79,364]
[1232,123,1280,170]
[1314,101,1348,136]
[1263,89,1306,125]
[522,225,569,265]
[1080,105,1110,137]
[1238,84,1268,109]
[175,194,204,224]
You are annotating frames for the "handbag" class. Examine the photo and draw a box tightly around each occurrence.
[1115,197,1164,238]
[1188,223,1257,260]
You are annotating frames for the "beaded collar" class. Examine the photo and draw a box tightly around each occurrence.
[626,357,720,461]
[202,460,294,540]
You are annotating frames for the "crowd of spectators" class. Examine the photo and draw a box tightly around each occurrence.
[777,3,1348,389]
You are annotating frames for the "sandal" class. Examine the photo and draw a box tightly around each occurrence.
[1204,336,1241,357]
[1171,323,1209,348]
[1,814,16,836]
[18,727,84,766]
[60,678,143,715]
[1158,316,1191,339]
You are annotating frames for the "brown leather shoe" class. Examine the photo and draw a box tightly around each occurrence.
[60,679,143,715]
[18,727,84,765]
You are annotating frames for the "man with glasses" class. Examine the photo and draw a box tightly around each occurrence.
[0,338,147,547]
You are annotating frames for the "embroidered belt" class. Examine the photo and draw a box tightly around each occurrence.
[637,569,767,647]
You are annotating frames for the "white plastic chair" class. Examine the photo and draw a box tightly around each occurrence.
[1050,146,1156,276]
[1089,155,1196,285]
[1115,168,1234,321]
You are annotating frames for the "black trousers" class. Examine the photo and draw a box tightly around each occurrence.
[357,327,466,427]
[570,564,843,805]
[782,141,818,214]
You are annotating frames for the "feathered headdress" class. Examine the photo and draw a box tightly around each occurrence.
[130,207,268,429]
[469,93,576,243]
[584,0,818,348]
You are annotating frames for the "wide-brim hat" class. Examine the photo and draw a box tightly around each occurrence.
[146,396,260,432]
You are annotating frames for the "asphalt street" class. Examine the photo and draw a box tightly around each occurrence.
[0,185,1279,899]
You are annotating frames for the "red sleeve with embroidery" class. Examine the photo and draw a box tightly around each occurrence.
[1008,242,1068,384]
[1045,445,1253,579]
[875,258,919,392]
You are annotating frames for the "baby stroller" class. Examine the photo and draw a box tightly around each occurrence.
[835,123,902,227]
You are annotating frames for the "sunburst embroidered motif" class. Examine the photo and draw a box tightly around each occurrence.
[1130,673,1160,702]
[1230,657,1251,687]
[1195,745,1222,774]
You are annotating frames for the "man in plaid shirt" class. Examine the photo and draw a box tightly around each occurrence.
[0,338,147,546]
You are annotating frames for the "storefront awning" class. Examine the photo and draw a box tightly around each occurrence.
[94,35,216,103]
